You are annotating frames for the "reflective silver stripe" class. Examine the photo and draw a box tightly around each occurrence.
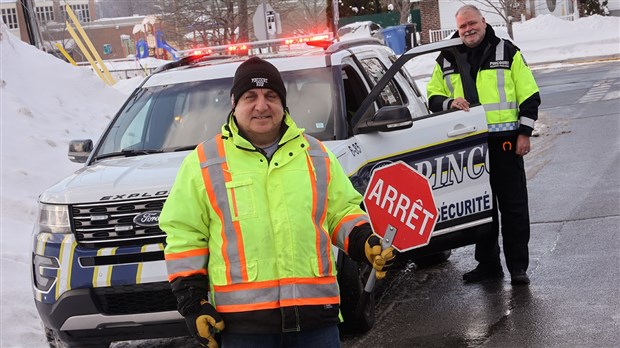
[445,75,454,95]
[443,98,453,111]
[201,157,226,168]
[305,135,332,276]
[280,281,338,301]
[494,40,509,112]
[496,39,504,61]
[333,215,369,251]
[166,253,208,276]
[520,116,535,128]
[200,137,245,283]
[483,101,518,112]
[441,58,452,75]
[488,122,518,132]
[484,39,518,128]
[442,60,455,95]
[214,278,340,308]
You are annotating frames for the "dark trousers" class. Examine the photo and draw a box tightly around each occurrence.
[475,134,530,274]
[221,325,341,348]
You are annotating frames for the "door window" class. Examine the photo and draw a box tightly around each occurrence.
[359,58,405,107]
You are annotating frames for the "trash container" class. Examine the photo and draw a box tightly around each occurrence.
[404,23,419,50]
[382,26,406,55]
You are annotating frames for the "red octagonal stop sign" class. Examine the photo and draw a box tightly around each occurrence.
[363,161,438,252]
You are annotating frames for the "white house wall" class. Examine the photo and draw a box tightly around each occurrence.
[528,0,575,17]
[0,0,20,38]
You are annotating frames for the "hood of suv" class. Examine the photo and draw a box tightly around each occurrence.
[39,151,188,204]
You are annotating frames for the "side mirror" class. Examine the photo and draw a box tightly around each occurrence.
[355,105,413,134]
[68,139,93,163]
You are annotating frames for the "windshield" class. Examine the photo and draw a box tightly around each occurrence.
[96,67,336,158]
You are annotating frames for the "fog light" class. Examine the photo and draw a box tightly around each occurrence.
[33,254,59,292]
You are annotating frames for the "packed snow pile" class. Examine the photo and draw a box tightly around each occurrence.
[513,14,620,63]
[0,23,126,217]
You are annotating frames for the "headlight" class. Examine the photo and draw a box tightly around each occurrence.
[38,204,71,234]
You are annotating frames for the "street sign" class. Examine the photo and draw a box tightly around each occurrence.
[252,3,275,41]
[363,161,438,252]
[266,10,276,34]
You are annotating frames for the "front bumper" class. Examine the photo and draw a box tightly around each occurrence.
[31,232,187,343]
[36,287,186,344]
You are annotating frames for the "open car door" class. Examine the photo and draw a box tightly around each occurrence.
[350,38,493,250]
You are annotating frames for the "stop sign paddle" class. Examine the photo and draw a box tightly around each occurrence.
[361,161,438,293]
[364,161,438,252]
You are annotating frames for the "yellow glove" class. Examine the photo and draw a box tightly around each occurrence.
[184,299,225,348]
[364,235,396,280]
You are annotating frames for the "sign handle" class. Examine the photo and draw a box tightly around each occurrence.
[354,225,396,319]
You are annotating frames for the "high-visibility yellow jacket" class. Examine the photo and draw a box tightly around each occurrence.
[427,25,541,136]
[160,112,369,332]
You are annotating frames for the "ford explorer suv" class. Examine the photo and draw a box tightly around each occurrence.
[31,35,493,347]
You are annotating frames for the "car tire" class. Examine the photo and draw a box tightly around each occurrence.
[337,252,375,334]
[413,249,452,268]
[44,325,110,348]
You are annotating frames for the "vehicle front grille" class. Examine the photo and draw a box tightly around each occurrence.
[71,197,166,245]
[93,282,177,315]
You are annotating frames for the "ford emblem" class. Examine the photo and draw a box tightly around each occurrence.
[133,211,161,227]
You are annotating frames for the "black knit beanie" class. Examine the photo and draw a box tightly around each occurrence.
[230,57,287,109]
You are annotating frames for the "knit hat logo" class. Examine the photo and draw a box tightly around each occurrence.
[251,77,268,87]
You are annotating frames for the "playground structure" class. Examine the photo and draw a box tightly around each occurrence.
[133,16,178,60]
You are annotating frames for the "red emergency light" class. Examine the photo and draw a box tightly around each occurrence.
[176,33,334,60]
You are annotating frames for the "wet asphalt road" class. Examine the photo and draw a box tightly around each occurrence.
[341,60,620,348]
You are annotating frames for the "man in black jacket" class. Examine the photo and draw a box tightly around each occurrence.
[427,5,541,285]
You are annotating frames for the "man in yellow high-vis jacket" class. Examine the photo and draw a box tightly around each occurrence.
[160,57,394,348]
[427,5,541,286]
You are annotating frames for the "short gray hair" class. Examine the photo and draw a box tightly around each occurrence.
[455,4,483,18]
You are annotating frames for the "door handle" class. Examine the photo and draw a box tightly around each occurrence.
[447,125,477,137]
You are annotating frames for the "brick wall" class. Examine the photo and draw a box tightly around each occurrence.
[420,0,440,44]
[45,25,137,61]
[16,1,30,43]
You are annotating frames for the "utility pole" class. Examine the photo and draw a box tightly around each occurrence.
[239,0,248,42]
[19,0,44,49]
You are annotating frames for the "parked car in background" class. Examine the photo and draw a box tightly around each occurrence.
[337,21,384,44]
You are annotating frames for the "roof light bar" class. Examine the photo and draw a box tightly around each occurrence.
[176,33,333,59]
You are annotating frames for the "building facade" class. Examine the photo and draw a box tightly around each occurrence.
[0,0,148,61]
[1,0,95,42]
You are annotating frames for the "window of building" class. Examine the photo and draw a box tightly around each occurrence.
[72,4,91,22]
[36,6,55,23]
[1,8,18,29]
[61,4,91,22]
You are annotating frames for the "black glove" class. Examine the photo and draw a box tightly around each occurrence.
[364,235,396,280]
[183,299,225,348]
[171,275,224,348]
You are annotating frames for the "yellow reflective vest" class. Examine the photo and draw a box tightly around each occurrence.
[427,27,540,136]
[160,113,368,314]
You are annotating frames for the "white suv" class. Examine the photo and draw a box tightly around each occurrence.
[31,36,492,347]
